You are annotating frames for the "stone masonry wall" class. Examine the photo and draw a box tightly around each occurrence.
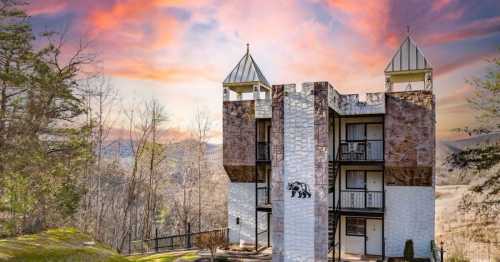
[385,91,435,186]
[313,82,329,261]
[273,82,329,262]
[271,85,285,262]
[223,100,256,182]
[283,83,315,261]
[256,99,272,118]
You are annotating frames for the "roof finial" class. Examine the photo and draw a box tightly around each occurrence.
[246,43,250,54]
[406,25,410,35]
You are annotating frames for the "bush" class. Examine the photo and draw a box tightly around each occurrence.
[430,240,438,261]
[194,231,227,262]
[404,239,415,261]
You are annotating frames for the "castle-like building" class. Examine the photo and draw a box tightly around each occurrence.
[222,36,435,261]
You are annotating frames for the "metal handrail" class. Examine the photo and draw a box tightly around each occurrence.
[257,186,270,206]
[339,190,384,209]
[339,139,384,161]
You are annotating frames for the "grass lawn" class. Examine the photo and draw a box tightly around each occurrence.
[0,228,204,262]
[0,227,127,262]
[127,251,200,262]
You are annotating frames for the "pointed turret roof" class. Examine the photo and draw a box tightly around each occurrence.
[385,35,432,73]
[223,45,270,87]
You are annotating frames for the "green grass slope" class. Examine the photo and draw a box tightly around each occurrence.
[0,228,128,262]
[128,251,199,262]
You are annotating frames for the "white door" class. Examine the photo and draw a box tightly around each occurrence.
[365,219,382,255]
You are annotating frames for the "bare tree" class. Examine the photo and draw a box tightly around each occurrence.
[117,102,152,252]
[142,99,168,241]
[193,107,212,232]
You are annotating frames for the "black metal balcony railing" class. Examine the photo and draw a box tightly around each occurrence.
[257,187,270,207]
[339,190,383,209]
[257,142,270,161]
[339,140,383,161]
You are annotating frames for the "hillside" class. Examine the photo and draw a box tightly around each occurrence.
[0,228,127,262]
[436,132,500,185]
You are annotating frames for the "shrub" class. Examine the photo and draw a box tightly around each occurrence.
[194,231,227,262]
[430,240,438,261]
[404,239,415,262]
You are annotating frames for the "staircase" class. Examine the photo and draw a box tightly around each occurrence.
[328,161,337,193]
[328,206,340,249]
[328,159,341,257]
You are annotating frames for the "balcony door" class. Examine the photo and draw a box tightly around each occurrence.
[366,172,383,208]
[366,124,383,160]
[345,123,383,161]
[345,124,366,160]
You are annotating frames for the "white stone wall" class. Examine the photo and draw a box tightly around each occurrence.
[325,81,385,115]
[283,85,316,261]
[228,182,268,246]
[385,186,435,258]
[256,99,272,118]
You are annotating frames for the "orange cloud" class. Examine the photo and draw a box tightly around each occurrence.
[437,85,473,108]
[105,59,217,83]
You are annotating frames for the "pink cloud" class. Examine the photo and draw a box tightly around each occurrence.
[425,16,500,46]
[435,50,495,76]
[437,85,473,108]
[325,0,395,47]
[25,0,68,16]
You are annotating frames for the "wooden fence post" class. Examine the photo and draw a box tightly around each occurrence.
[155,228,159,253]
[187,223,191,249]
[128,231,132,255]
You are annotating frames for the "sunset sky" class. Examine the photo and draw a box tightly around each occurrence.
[26,0,500,141]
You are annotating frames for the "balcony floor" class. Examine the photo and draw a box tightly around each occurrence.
[257,204,272,212]
[329,207,384,217]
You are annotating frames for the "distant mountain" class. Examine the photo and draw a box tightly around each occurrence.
[101,138,221,160]
[447,132,500,148]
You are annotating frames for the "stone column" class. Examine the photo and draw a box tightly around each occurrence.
[223,87,229,101]
[271,85,285,262]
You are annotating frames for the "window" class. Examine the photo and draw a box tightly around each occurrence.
[346,123,366,141]
[346,170,365,189]
[346,217,365,236]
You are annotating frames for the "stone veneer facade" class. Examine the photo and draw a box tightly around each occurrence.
[223,100,256,182]
[271,85,285,262]
[385,91,435,186]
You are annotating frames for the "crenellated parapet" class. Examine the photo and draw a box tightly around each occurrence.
[326,82,385,115]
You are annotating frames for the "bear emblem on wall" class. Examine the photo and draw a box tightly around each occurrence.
[287,181,312,198]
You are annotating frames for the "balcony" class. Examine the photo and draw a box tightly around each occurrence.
[256,142,270,161]
[339,140,384,161]
[338,190,384,210]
